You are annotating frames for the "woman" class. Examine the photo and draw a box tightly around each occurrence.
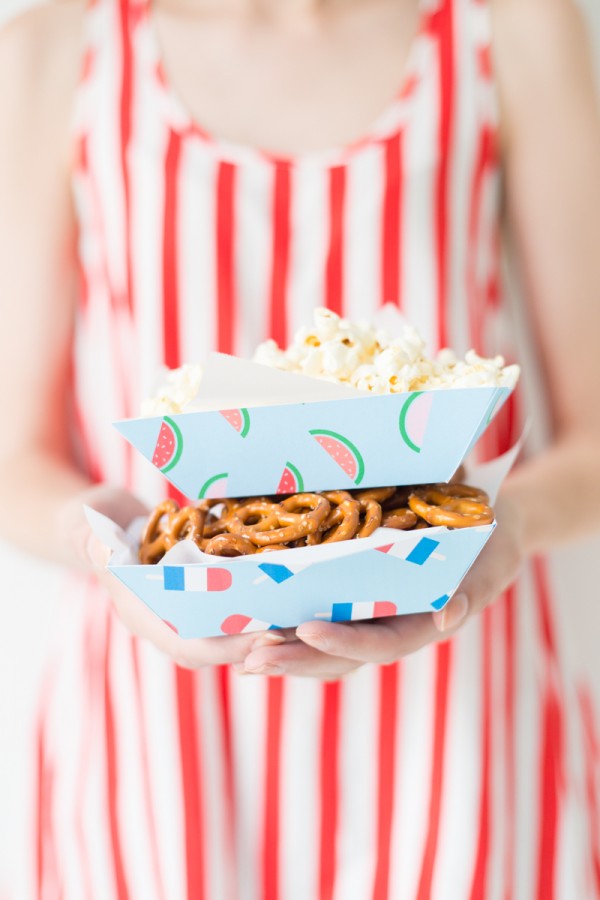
[1,0,599,895]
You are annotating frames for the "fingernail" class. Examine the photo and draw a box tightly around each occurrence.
[297,630,328,651]
[436,593,469,633]
[86,535,111,570]
[244,663,283,676]
[252,631,287,647]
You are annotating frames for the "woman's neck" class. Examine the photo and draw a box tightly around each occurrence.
[163,0,363,26]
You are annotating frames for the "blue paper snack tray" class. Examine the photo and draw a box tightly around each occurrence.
[115,353,511,498]
[86,444,520,640]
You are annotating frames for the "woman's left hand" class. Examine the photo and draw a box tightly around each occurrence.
[237,493,525,679]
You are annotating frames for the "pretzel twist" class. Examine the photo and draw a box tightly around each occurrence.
[408,488,494,528]
[381,507,418,530]
[226,494,331,546]
[203,534,258,557]
[138,482,494,561]
[139,500,207,564]
[320,492,361,543]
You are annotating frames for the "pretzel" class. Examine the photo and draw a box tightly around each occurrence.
[381,508,418,530]
[320,491,361,543]
[354,487,397,504]
[381,487,413,511]
[203,498,244,538]
[356,497,383,537]
[138,480,494,562]
[408,488,494,528]
[227,493,331,546]
[139,500,207,564]
[433,482,489,504]
[203,534,257,557]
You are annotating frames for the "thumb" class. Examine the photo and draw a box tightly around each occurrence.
[85,533,112,571]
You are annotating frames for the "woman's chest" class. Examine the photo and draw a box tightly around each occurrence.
[151,0,423,156]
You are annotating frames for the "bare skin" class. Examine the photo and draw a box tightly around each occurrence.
[0,0,599,676]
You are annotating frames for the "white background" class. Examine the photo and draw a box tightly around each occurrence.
[1,1,600,896]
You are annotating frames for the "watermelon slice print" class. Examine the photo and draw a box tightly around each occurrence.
[309,429,365,485]
[399,392,433,454]
[276,462,304,494]
[152,416,184,473]
[198,472,229,499]
[219,408,250,438]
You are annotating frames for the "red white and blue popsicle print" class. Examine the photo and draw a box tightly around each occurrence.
[221,614,281,635]
[161,565,233,592]
[316,600,398,622]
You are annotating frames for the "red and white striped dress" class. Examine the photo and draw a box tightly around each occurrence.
[33,0,600,897]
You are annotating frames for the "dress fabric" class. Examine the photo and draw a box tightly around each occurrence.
[33,0,600,897]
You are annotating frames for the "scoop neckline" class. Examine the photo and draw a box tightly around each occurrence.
[140,0,428,167]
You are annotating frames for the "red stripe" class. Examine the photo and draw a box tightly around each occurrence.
[175,666,205,900]
[104,614,130,900]
[269,161,292,347]
[469,609,493,900]
[163,131,182,369]
[434,1,455,350]
[216,665,236,862]
[325,166,346,314]
[83,109,134,479]
[536,690,563,900]
[73,611,97,900]
[467,127,495,349]
[162,141,205,898]
[532,557,558,664]
[416,642,452,900]
[263,678,284,900]
[531,558,564,900]
[39,741,62,900]
[36,712,46,899]
[381,133,403,308]
[319,681,341,900]
[372,664,400,900]
[75,135,91,315]
[503,587,516,900]
[216,162,237,354]
[118,0,134,314]
[579,689,600,894]
[131,639,166,900]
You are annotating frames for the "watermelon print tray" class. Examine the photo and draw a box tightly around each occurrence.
[115,385,511,499]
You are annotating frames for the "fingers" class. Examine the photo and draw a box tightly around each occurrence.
[239,638,363,679]
[172,633,266,669]
[431,512,523,632]
[296,613,442,664]
[431,592,469,633]
[244,610,456,675]
[94,559,258,667]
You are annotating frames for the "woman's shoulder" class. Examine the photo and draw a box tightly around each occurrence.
[0,1,85,103]
[0,2,85,147]
[491,0,593,75]
[491,0,598,142]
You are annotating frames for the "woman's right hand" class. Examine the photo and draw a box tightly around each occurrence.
[65,484,282,669]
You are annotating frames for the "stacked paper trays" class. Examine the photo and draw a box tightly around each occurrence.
[82,352,521,640]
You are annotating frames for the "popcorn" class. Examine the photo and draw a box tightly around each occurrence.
[140,363,203,416]
[253,309,520,395]
[141,309,520,414]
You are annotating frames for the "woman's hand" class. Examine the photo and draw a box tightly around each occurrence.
[69,484,265,669]
[235,493,526,679]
